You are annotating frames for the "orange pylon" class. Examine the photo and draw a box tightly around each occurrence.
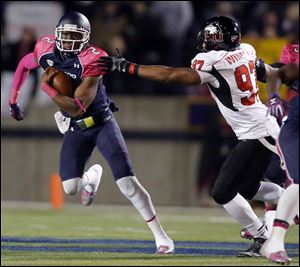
[50,173,64,209]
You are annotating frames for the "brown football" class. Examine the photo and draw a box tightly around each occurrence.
[46,67,74,97]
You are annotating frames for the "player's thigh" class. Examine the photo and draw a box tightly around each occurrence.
[239,144,274,199]
[278,121,299,183]
[96,117,134,180]
[213,139,260,193]
[60,130,95,181]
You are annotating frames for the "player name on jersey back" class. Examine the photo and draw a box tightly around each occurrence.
[191,43,279,140]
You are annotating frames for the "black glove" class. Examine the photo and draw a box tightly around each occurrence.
[98,49,139,75]
[9,101,24,121]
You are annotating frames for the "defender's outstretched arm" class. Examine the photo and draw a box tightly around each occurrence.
[97,54,201,85]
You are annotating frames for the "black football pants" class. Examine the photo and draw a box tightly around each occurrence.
[211,137,275,205]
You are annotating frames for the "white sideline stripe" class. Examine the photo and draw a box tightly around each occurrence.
[1,200,226,213]
[30,224,47,230]
[76,227,150,233]
[144,215,236,223]
[1,200,265,224]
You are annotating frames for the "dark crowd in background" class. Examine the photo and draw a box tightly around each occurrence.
[1,1,299,95]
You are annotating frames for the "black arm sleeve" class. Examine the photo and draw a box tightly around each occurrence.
[255,59,286,83]
[255,58,267,83]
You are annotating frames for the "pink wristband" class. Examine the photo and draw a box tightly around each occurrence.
[41,81,58,98]
[74,97,87,113]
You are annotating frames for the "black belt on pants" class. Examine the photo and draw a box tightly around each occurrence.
[70,109,112,130]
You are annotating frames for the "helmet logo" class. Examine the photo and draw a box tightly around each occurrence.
[204,23,223,42]
[205,24,219,34]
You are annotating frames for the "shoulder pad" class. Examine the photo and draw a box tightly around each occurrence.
[34,34,56,63]
[240,43,256,57]
[191,53,213,72]
[79,46,108,78]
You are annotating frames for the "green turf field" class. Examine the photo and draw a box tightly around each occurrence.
[1,202,299,266]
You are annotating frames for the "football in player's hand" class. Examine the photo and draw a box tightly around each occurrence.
[46,67,74,97]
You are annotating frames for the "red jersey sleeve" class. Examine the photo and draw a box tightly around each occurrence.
[78,46,108,78]
[33,34,56,64]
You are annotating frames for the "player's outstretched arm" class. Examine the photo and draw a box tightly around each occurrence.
[137,65,201,85]
[266,62,299,95]
[9,52,40,120]
[98,52,201,86]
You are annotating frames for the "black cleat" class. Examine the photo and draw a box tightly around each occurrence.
[237,238,266,257]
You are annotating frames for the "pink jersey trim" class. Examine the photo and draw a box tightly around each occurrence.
[74,97,86,113]
[276,136,293,182]
[34,34,56,64]
[9,52,39,104]
[78,46,108,78]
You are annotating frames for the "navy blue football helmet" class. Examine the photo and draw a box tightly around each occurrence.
[197,16,241,52]
[55,11,91,54]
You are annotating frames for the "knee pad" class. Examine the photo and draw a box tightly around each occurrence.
[62,177,82,195]
[252,181,285,205]
[116,176,150,200]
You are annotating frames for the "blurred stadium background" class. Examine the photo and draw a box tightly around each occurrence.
[1,0,299,207]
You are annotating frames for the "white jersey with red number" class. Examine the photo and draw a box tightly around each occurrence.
[191,43,279,140]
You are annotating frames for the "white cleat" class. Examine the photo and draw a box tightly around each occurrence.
[261,240,292,265]
[260,238,290,264]
[81,164,103,206]
[155,236,175,254]
[268,251,291,265]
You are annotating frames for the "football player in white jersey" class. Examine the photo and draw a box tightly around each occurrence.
[98,16,285,257]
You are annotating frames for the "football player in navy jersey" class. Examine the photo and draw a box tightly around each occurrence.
[98,16,287,257]
[238,59,299,250]
[8,11,174,254]
[260,62,299,265]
